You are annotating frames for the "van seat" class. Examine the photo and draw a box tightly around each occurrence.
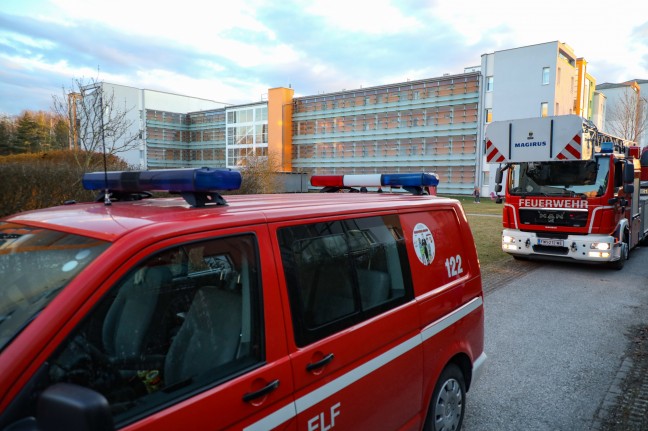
[357,269,391,309]
[164,286,242,386]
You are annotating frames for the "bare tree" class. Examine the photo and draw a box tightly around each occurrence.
[605,85,647,145]
[52,76,140,170]
[231,152,282,194]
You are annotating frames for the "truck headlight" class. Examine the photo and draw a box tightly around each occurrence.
[590,242,610,250]
[502,235,515,244]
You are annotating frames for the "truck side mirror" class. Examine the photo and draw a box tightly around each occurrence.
[495,168,503,184]
[624,162,634,183]
[641,149,648,167]
[624,184,635,194]
[495,184,502,193]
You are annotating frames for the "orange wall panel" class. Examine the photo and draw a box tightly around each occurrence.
[268,87,294,171]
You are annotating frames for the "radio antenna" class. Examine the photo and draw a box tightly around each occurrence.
[98,84,111,206]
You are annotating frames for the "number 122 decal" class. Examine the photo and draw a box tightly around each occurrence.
[444,255,463,278]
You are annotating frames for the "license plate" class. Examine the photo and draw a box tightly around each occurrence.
[538,238,563,247]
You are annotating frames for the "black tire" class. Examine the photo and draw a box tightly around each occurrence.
[610,232,629,270]
[425,364,466,431]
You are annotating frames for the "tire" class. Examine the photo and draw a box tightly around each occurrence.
[610,233,629,270]
[425,364,466,431]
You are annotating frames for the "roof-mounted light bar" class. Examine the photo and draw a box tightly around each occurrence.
[82,168,242,207]
[311,172,439,195]
[599,142,614,154]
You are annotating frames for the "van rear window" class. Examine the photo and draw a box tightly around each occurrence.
[277,215,413,346]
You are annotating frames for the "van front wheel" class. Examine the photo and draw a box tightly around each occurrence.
[425,364,466,431]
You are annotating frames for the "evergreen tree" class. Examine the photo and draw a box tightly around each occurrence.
[14,112,42,154]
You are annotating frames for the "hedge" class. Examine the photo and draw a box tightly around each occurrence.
[0,151,127,217]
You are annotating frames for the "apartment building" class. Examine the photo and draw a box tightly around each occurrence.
[125,75,480,194]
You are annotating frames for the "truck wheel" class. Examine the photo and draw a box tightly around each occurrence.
[425,364,466,431]
[610,236,629,270]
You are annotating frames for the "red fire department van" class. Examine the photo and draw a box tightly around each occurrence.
[0,168,485,431]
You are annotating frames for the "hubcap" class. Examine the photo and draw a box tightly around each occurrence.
[434,378,463,431]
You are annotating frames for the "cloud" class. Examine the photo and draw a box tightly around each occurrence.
[1,0,647,116]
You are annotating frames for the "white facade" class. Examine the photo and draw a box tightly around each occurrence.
[478,41,580,196]
[591,91,606,130]
[596,81,647,148]
[99,83,227,168]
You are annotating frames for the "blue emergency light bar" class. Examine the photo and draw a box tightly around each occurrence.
[82,168,242,207]
[83,168,242,192]
[311,172,439,195]
[600,142,614,153]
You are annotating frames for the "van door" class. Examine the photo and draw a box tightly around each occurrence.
[9,227,297,431]
[399,206,485,429]
[273,214,424,430]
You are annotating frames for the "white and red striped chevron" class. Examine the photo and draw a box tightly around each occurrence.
[485,139,506,163]
[556,134,582,160]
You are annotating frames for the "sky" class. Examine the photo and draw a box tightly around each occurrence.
[1,0,647,116]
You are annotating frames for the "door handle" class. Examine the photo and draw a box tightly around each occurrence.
[306,353,334,372]
[243,379,280,403]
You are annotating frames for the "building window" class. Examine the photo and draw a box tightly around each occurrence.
[485,108,492,123]
[541,102,548,117]
[542,67,550,85]
[486,76,494,92]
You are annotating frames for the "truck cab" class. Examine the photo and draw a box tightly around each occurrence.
[486,115,648,269]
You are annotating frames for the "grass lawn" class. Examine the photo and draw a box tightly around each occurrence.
[439,194,511,267]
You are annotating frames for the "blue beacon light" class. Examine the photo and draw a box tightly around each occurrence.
[599,142,614,154]
[82,168,242,207]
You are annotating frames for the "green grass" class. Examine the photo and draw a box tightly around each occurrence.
[439,194,510,267]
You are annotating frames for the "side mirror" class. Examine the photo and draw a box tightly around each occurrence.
[495,168,503,184]
[495,184,502,193]
[641,149,648,167]
[37,384,113,431]
[624,184,635,194]
[624,162,635,183]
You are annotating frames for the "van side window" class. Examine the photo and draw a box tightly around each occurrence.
[278,215,413,346]
[33,234,263,426]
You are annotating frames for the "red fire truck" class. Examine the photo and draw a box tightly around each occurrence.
[485,114,648,269]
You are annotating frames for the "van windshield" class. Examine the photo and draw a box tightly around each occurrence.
[0,222,110,351]
[508,157,610,198]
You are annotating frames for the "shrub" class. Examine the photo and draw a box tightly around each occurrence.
[0,150,127,217]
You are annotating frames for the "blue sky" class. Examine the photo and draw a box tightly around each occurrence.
[1,0,647,116]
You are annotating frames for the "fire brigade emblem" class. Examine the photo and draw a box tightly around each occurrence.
[413,223,435,266]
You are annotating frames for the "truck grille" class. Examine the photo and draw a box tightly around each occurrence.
[519,209,588,227]
[532,245,570,255]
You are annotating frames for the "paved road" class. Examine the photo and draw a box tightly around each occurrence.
[463,247,648,430]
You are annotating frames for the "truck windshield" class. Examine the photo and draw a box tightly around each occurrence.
[0,222,110,351]
[508,157,610,197]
